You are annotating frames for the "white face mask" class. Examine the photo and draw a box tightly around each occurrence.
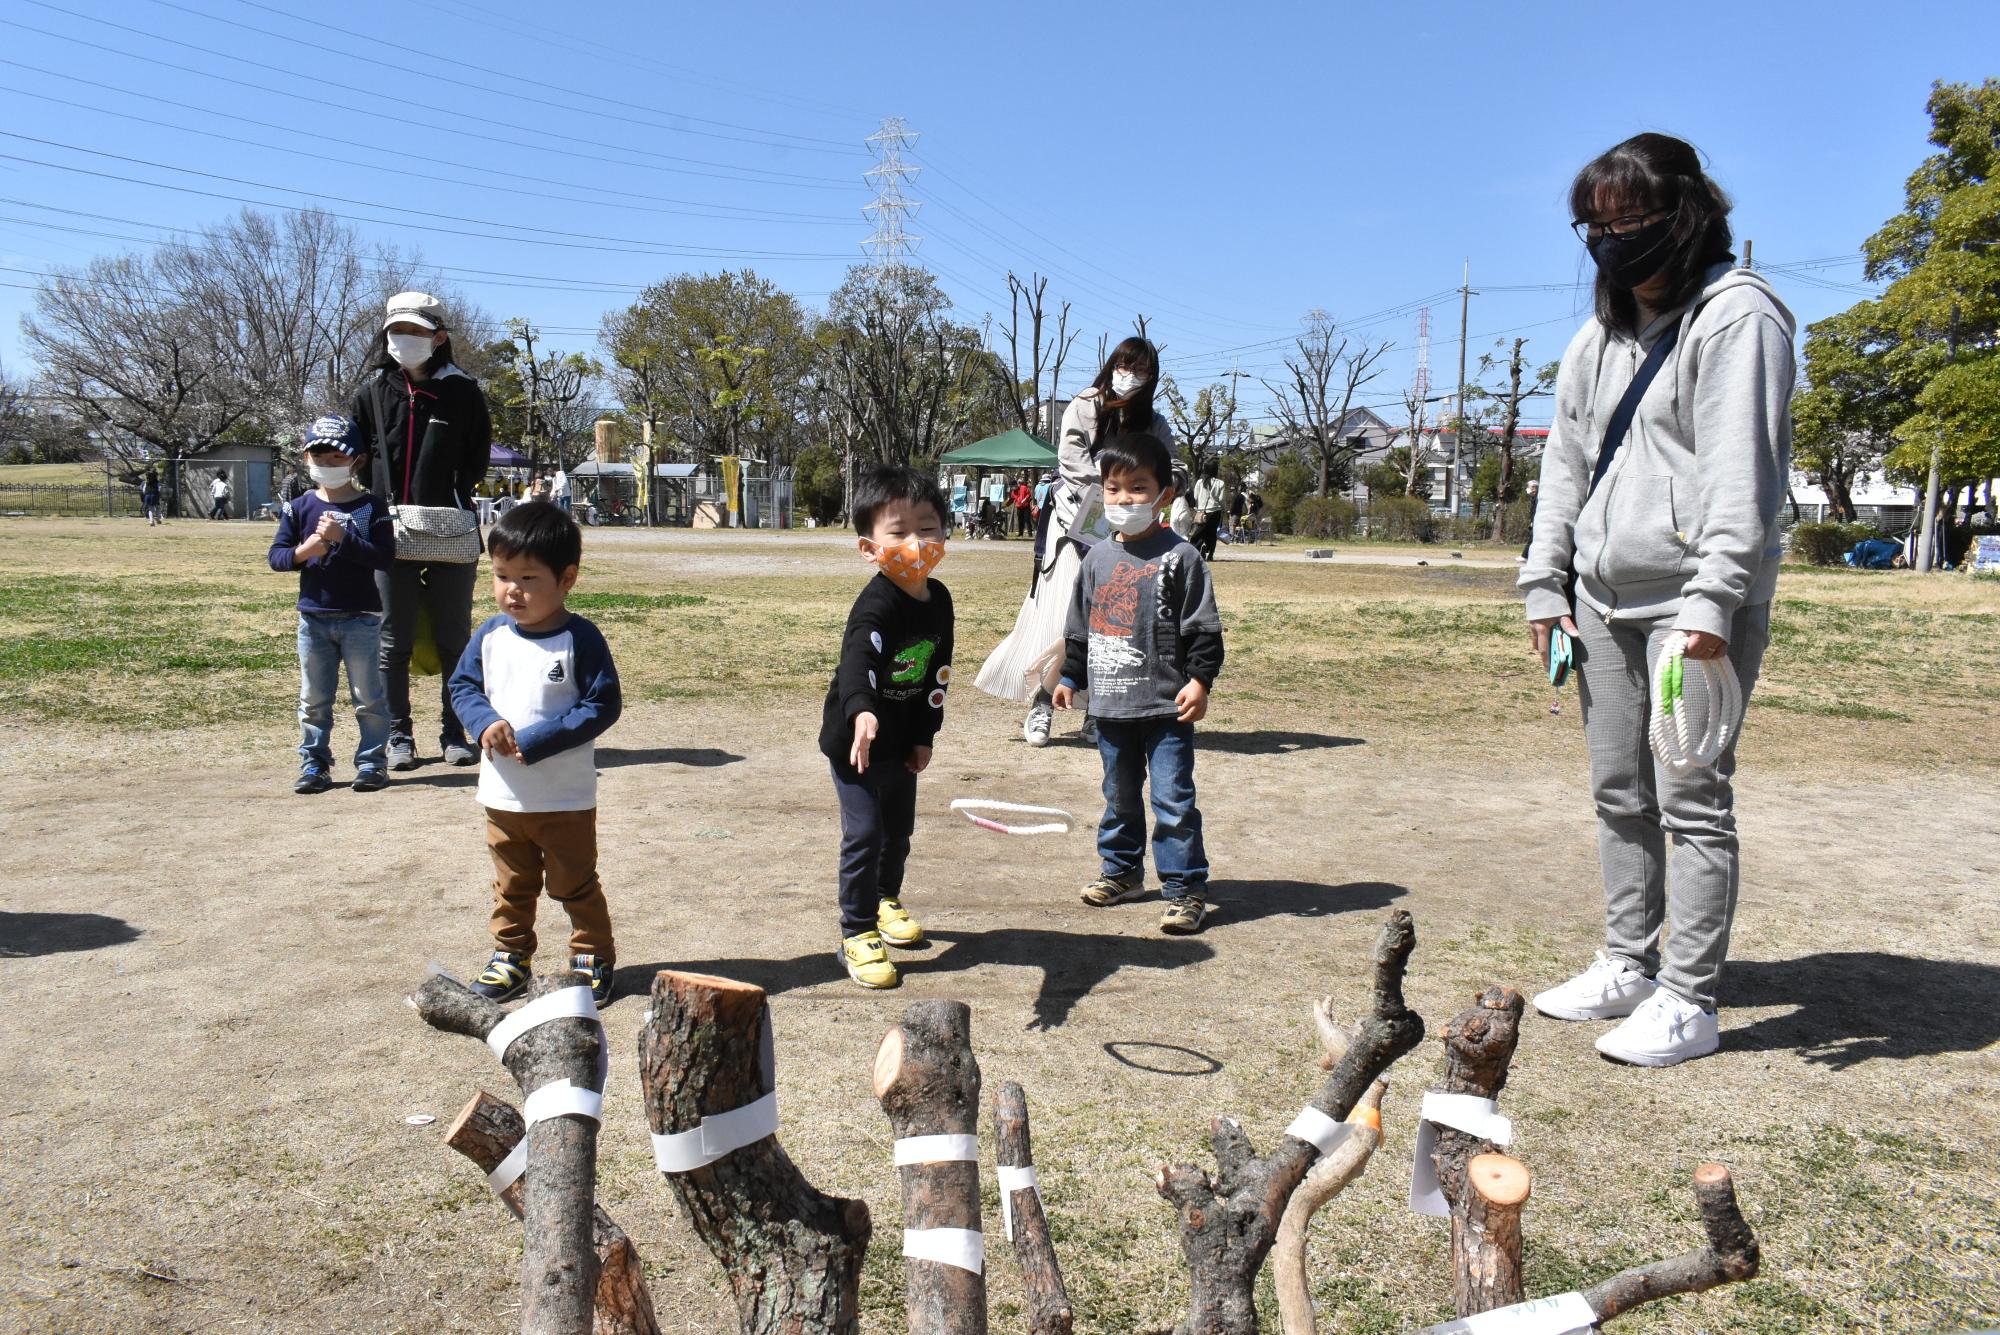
[386,332,435,370]
[1103,500,1159,536]
[308,462,352,488]
[1111,369,1146,398]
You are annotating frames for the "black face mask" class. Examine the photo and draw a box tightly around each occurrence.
[1587,213,1679,289]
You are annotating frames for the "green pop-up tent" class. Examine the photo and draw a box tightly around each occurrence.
[939,428,1056,469]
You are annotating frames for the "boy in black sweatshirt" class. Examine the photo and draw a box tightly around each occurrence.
[1053,432,1224,934]
[818,464,954,989]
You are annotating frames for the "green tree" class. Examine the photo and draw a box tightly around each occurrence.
[792,442,844,525]
[1793,302,1927,519]
[600,270,816,465]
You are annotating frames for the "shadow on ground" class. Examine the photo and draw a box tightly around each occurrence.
[0,911,141,958]
[1200,730,1366,755]
[1723,952,2000,1069]
[619,879,1404,1029]
[393,746,743,788]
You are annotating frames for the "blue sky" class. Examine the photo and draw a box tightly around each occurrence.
[0,0,1988,428]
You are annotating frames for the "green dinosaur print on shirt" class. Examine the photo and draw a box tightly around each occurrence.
[892,637,937,685]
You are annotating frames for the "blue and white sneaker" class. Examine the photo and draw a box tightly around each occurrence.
[471,950,531,1003]
[570,954,613,1007]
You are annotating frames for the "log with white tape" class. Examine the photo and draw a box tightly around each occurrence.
[992,1081,1071,1335]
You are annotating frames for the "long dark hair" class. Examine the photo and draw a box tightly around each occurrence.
[1569,133,1734,337]
[362,328,457,379]
[1087,336,1161,445]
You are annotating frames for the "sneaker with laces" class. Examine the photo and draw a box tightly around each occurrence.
[471,950,531,1002]
[1531,951,1658,1021]
[294,766,333,795]
[1159,894,1209,935]
[840,931,899,989]
[876,899,925,946]
[1080,870,1148,907]
[386,735,418,771]
[441,738,478,767]
[351,768,389,793]
[570,953,613,1007]
[1594,989,1718,1066]
[1023,701,1053,748]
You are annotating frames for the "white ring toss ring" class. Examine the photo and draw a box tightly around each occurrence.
[950,798,1072,836]
[1648,632,1744,775]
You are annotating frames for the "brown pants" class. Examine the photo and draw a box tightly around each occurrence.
[484,806,614,958]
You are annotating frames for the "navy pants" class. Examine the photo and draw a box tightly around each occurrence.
[830,759,918,936]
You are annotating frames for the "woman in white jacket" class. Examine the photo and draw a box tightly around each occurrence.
[975,337,1174,745]
[1521,133,1794,1067]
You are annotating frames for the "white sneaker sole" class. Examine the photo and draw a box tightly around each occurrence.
[1594,1032,1718,1067]
[1531,980,1657,1022]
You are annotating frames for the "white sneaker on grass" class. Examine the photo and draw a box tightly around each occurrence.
[1531,951,1657,1021]
[1594,989,1719,1067]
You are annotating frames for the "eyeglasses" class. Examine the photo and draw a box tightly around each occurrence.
[1571,209,1673,243]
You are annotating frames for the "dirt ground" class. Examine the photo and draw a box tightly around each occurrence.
[1,522,1996,1334]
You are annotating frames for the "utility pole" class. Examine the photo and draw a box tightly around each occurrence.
[1742,239,1754,270]
[1451,259,1476,518]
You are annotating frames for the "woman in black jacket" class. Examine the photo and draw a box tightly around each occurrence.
[350,291,492,770]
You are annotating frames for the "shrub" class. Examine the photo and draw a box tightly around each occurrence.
[1292,496,1358,539]
[1790,521,1881,566]
[793,444,843,525]
[1369,495,1436,542]
[1500,497,1537,545]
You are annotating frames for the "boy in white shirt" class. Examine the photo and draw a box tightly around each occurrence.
[448,501,623,1004]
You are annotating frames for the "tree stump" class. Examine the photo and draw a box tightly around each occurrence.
[993,1081,1072,1335]
[1427,986,1526,1316]
[875,1000,987,1335]
[1154,910,1426,1335]
[414,973,605,1335]
[640,970,870,1335]
[446,1092,661,1335]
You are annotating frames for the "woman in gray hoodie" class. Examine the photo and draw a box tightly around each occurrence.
[1520,134,1795,1067]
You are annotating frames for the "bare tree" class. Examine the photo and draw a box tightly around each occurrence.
[507,320,602,472]
[823,264,1004,466]
[990,272,1077,438]
[1400,385,1431,497]
[1160,376,1243,477]
[1471,338,1558,539]
[1264,318,1392,497]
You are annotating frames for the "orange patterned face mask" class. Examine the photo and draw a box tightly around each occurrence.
[864,536,946,593]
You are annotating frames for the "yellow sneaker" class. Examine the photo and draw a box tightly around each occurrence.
[840,931,900,989]
[876,898,925,946]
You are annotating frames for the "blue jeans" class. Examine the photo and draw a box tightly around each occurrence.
[1095,717,1207,893]
[297,613,392,773]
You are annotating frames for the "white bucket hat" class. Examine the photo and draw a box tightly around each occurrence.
[383,290,448,331]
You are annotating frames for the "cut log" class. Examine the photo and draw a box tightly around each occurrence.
[1427,986,1526,1316]
[1456,1154,1531,1316]
[875,1000,987,1335]
[414,973,605,1335]
[1582,1163,1760,1322]
[992,1082,1073,1335]
[445,1092,661,1335]
[1412,1164,1761,1335]
[1154,910,1426,1335]
[639,970,870,1335]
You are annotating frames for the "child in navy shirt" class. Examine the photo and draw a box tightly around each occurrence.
[449,502,622,1005]
[268,415,396,794]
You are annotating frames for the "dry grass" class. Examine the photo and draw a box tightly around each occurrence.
[0,518,1996,1335]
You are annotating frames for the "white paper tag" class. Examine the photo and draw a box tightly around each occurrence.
[486,985,599,1060]
[902,1226,985,1274]
[1416,1290,1596,1335]
[1409,1092,1513,1217]
[996,1163,1039,1241]
[651,1089,780,1173]
[1285,1105,1354,1155]
[893,1134,980,1166]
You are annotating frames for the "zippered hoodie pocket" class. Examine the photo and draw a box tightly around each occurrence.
[1596,471,1690,588]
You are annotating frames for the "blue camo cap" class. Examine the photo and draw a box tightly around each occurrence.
[304,414,362,456]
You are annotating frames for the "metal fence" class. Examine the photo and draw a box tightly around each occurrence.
[0,459,279,521]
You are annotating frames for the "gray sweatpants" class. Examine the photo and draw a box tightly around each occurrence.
[1574,601,1770,1011]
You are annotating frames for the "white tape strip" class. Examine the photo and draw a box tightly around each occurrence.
[486,985,599,1060]
[524,1079,604,1127]
[651,1090,780,1173]
[1284,1105,1354,1155]
[1409,1092,1513,1217]
[893,1134,980,1166]
[996,1164,1040,1242]
[902,1227,985,1274]
[1416,1290,1596,1335]
[487,1140,528,1200]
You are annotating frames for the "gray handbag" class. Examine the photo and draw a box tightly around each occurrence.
[390,503,480,564]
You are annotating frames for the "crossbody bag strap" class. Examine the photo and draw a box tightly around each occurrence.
[1587,319,1682,498]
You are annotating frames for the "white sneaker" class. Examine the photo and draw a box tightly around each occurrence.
[1531,951,1657,1021]
[1023,701,1053,747]
[1594,989,1718,1067]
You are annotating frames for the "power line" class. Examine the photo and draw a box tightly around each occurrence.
[0,133,856,260]
[0,85,854,228]
[0,15,858,190]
